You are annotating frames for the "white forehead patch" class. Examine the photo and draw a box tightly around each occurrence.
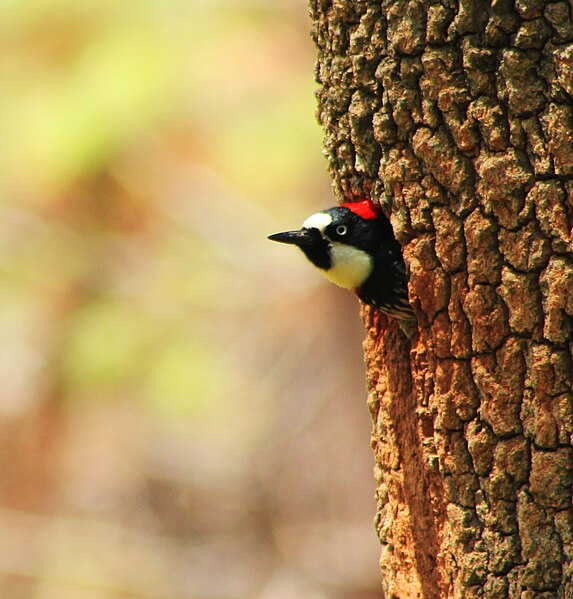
[302,212,332,232]
[323,242,373,290]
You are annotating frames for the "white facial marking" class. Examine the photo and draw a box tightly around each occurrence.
[302,212,332,232]
[323,242,373,290]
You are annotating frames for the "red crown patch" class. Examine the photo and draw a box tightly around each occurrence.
[340,199,379,220]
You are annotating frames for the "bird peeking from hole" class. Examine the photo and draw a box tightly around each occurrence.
[269,199,416,335]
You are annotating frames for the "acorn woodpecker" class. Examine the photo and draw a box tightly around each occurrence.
[268,200,415,321]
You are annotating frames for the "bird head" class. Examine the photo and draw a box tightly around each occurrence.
[268,200,382,291]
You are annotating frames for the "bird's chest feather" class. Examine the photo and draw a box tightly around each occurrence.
[322,242,373,290]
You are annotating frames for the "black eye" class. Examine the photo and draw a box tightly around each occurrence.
[336,225,348,236]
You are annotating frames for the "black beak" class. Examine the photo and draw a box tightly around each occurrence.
[267,229,316,248]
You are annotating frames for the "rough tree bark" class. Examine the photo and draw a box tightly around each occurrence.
[309,1,573,597]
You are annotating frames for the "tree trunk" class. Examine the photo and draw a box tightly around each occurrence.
[309,1,573,597]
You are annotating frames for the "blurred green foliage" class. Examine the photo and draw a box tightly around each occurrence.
[0,2,381,598]
[0,0,324,204]
[1,0,326,418]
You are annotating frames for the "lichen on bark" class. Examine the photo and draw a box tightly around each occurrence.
[309,1,573,597]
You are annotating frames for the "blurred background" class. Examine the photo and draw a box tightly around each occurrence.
[0,1,382,597]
